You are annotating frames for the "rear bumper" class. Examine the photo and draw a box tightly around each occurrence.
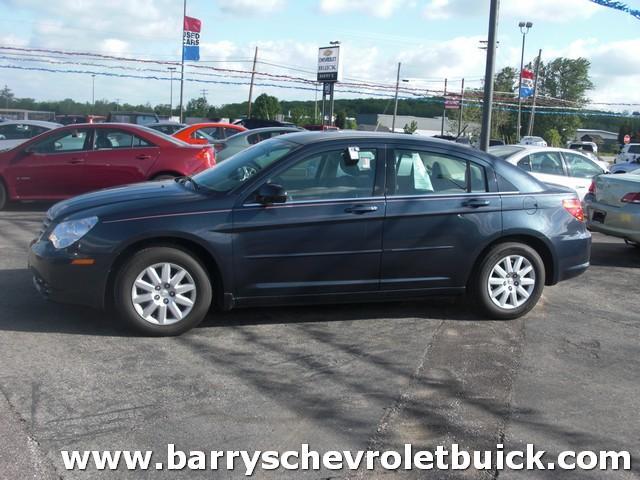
[585,200,640,243]
[551,229,592,285]
[28,239,109,309]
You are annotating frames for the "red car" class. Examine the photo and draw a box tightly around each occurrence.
[0,123,215,209]
[173,122,246,145]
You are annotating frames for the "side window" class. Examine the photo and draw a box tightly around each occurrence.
[391,150,486,196]
[628,145,640,154]
[517,156,532,171]
[270,148,377,202]
[564,153,602,179]
[224,127,240,138]
[31,129,90,153]
[197,127,223,140]
[95,129,151,149]
[528,152,565,176]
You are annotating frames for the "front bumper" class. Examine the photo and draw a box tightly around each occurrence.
[28,239,109,309]
[585,200,640,243]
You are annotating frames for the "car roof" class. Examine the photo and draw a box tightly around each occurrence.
[0,120,62,128]
[241,126,303,134]
[281,130,464,147]
[151,121,184,126]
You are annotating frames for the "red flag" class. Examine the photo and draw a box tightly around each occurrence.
[184,16,201,33]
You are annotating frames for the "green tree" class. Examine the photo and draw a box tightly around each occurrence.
[252,93,280,120]
[544,128,562,147]
[403,120,418,134]
[335,111,346,129]
[0,85,14,109]
[289,107,308,126]
[494,67,517,94]
[186,97,209,117]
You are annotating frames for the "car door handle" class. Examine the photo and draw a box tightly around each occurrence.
[136,154,152,160]
[345,205,378,214]
[463,198,490,208]
[69,157,85,165]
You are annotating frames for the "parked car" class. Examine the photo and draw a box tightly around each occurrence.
[520,136,548,147]
[214,127,303,162]
[303,124,339,131]
[173,122,246,145]
[106,112,159,125]
[0,123,214,209]
[147,121,186,136]
[609,157,640,174]
[0,120,62,151]
[56,115,106,125]
[234,118,297,129]
[584,170,640,247]
[615,143,640,164]
[568,141,598,155]
[489,145,607,200]
[29,132,591,335]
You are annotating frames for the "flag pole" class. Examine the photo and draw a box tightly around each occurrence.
[179,0,186,123]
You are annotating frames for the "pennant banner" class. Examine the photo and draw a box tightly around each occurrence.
[183,16,201,61]
[519,68,535,98]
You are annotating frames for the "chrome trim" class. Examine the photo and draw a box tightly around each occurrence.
[103,209,232,224]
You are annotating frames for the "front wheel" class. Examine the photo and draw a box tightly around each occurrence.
[115,247,212,336]
[473,243,545,320]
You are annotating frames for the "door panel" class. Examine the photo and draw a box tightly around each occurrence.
[382,148,502,290]
[8,128,91,199]
[83,128,160,192]
[232,146,385,298]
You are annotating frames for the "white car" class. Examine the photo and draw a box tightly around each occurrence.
[615,143,640,164]
[519,136,547,147]
[489,145,607,201]
[0,120,62,151]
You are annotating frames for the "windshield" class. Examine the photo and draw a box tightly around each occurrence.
[193,139,298,192]
[488,145,526,159]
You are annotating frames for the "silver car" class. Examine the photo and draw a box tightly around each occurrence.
[585,168,640,246]
[214,127,303,162]
[0,120,62,151]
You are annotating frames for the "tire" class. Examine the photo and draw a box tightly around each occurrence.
[472,242,545,320]
[114,246,212,336]
[0,180,7,210]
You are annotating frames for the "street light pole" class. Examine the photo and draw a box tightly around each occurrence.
[168,67,176,118]
[479,0,500,152]
[179,0,187,123]
[392,62,401,132]
[441,77,448,136]
[516,21,532,142]
[91,74,95,108]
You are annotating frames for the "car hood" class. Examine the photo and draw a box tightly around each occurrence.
[47,180,203,221]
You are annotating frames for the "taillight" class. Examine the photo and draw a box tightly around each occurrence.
[621,192,640,204]
[196,147,215,167]
[588,180,596,195]
[562,198,585,222]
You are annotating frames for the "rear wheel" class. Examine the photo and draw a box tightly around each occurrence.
[473,242,545,320]
[115,247,212,336]
[0,180,7,210]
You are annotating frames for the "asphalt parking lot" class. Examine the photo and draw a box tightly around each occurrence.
[0,203,638,479]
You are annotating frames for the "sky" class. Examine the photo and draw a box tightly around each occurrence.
[0,0,639,111]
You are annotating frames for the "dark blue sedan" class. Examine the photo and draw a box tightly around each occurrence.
[29,132,591,335]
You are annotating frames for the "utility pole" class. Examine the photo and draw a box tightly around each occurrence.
[247,46,259,118]
[391,62,401,132]
[457,78,465,137]
[527,49,542,137]
[91,74,95,108]
[115,98,121,111]
[314,83,318,123]
[178,0,187,123]
[480,0,500,152]
[441,77,448,136]
[168,67,176,117]
[200,88,208,100]
[516,20,533,142]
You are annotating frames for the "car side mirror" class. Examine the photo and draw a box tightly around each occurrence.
[255,183,287,205]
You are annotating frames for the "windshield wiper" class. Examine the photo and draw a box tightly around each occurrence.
[175,175,200,191]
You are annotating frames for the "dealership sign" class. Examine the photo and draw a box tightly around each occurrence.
[317,46,342,82]
[183,16,201,61]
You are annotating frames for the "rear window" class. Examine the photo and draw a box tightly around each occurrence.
[488,145,526,159]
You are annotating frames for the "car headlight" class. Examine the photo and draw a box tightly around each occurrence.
[49,216,98,249]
